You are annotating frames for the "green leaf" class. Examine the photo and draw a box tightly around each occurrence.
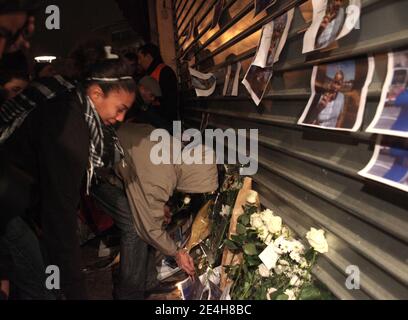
[243,263,248,274]
[246,206,258,215]
[236,223,246,235]
[243,243,258,256]
[246,255,261,266]
[305,248,315,262]
[239,214,250,226]
[224,239,239,250]
[275,294,289,300]
[299,285,322,300]
[231,234,245,244]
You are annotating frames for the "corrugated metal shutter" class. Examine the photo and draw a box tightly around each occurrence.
[172,0,408,299]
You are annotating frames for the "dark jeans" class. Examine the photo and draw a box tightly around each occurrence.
[91,182,157,300]
[0,217,55,300]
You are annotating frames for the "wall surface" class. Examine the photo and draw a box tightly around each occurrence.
[172,0,408,299]
[156,0,178,71]
[30,0,126,58]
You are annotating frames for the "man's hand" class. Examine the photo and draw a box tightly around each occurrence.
[175,249,195,276]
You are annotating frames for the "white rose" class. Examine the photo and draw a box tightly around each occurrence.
[266,288,277,300]
[257,225,270,242]
[306,228,329,253]
[284,289,297,300]
[258,264,271,278]
[265,216,282,234]
[260,209,282,234]
[260,209,274,220]
[183,196,191,205]
[250,213,264,229]
[292,240,305,254]
[246,190,258,204]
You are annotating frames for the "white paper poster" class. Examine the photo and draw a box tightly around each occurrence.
[242,9,294,106]
[223,62,242,96]
[298,56,374,131]
[359,138,408,193]
[303,0,361,53]
[366,50,408,138]
[252,9,294,68]
[242,66,273,106]
[189,67,217,97]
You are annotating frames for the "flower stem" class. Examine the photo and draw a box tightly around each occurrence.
[296,250,318,300]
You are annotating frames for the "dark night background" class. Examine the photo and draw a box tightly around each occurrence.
[29,0,151,59]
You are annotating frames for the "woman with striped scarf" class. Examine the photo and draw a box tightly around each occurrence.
[0,58,136,299]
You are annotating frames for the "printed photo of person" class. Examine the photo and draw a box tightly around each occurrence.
[252,10,294,68]
[242,65,273,106]
[266,13,288,67]
[303,0,361,53]
[255,0,277,16]
[243,10,294,105]
[359,138,408,193]
[315,0,346,49]
[298,57,374,131]
[367,50,408,138]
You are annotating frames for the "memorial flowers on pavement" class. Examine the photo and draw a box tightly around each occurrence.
[224,192,330,300]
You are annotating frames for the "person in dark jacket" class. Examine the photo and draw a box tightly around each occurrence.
[0,0,38,60]
[0,0,41,300]
[125,75,176,132]
[0,58,136,299]
[137,43,178,130]
[0,68,29,100]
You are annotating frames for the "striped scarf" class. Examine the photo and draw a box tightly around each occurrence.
[77,89,125,193]
[0,75,75,144]
[0,74,124,193]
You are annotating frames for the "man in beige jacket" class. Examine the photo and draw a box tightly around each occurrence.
[92,123,218,299]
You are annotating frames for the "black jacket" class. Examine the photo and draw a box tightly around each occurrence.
[146,59,179,124]
[125,91,174,134]
[0,91,89,299]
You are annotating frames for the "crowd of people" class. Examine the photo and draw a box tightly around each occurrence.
[0,0,218,300]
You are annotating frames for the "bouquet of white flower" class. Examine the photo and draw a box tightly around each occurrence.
[224,193,331,300]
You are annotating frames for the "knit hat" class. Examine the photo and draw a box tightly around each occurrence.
[138,75,162,97]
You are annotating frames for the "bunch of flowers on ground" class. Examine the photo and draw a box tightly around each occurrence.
[224,193,331,300]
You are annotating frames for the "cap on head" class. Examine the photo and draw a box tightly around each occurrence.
[138,75,162,97]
